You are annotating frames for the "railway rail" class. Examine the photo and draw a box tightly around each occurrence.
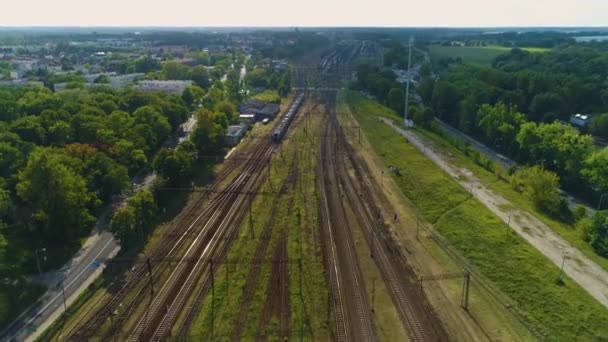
[317,89,376,342]
[65,95,304,341]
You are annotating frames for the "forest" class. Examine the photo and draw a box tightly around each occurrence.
[0,79,252,289]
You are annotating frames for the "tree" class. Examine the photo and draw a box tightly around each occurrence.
[588,210,608,258]
[477,103,524,153]
[510,166,565,217]
[134,56,160,73]
[590,114,608,138]
[110,206,136,245]
[582,148,608,192]
[529,92,565,121]
[386,88,405,115]
[16,148,95,241]
[93,75,111,84]
[127,190,156,235]
[0,99,20,122]
[431,80,461,123]
[10,116,46,144]
[152,147,192,185]
[47,121,72,146]
[0,142,25,178]
[214,101,237,123]
[516,122,594,185]
[192,109,225,155]
[412,106,434,127]
[161,61,190,80]
[0,188,13,219]
[182,85,205,109]
[132,106,172,149]
[84,153,130,201]
[191,66,211,89]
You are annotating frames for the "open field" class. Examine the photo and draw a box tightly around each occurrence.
[346,91,608,341]
[428,45,549,66]
[252,89,281,103]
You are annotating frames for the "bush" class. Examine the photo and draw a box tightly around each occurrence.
[573,205,588,222]
[589,211,608,258]
[510,166,570,220]
[576,217,593,242]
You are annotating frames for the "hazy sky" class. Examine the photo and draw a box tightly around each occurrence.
[3,0,608,27]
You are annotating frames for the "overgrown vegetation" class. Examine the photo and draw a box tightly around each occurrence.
[347,92,608,341]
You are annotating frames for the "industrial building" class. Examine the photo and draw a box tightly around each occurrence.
[238,99,280,121]
[136,80,193,95]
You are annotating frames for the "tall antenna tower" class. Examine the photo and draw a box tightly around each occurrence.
[404,36,414,128]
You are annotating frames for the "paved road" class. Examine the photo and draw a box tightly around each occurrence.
[2,229,119,342]
[382,118,608,310]
[1,114,198,342]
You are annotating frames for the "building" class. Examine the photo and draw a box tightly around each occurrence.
[0,80,44,88]
[109,73,145,88]
[570,113,592,128]
[224,124,248,146]
[136,80,193,95]
[174,58,198,67]
[238,99,280,121]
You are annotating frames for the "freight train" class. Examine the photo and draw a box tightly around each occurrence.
[271,93,305,143]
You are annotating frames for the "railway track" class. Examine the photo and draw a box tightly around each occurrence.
[125,143,276,341]
[63,156,244,341]
[229,156,299,340]
[317,89,376,342]
[125,95,305,341]
[65,95,306,340]
[327,91,449,341]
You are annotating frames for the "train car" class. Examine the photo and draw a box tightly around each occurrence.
[271,93,305,144]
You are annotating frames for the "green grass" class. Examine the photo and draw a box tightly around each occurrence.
[428,45,549,67]
[188,127,329,340]
[347,91,608,341]
[252,90,280,103]
[415,126,608,274]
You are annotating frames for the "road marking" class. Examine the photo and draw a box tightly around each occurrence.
[7,236,116,340]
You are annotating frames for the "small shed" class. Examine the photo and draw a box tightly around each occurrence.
[224,124,248,146]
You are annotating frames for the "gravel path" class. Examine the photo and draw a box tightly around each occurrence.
[382,118,608,310]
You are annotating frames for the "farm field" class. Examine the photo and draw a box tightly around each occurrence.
[428,45,549,66]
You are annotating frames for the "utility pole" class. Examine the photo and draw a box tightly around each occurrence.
[35,248,46,277]
[506,211,513,237]
[404,36,414,128]
[61,273,67,313]
[210,259,215,341]
[248,192,254,238]
[371,278,376,313]
[416,211,421,240]
[558,253,569,282]
[267,156,274,192]
[146,258,154,296]
[461,271,470,311]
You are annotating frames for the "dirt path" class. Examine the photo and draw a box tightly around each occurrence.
[382,118,608,310]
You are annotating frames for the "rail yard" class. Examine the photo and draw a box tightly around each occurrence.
[35,43,537,342]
